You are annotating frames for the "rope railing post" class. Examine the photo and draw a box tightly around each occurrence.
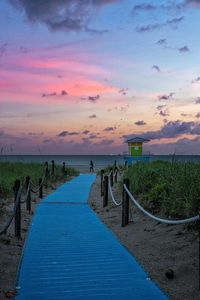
[110,169,113,187]
[14,179,21,239]
[62,162,66,174]
[114,170,118,183]
[51,160,55,175]
[26,176,31,213]
[39,178,43,199]
[103,175,108,207]
[45,161,49,178]
[122,178,130,227]
[100,169,104,197]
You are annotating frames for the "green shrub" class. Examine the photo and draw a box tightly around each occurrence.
[122,161,200,218]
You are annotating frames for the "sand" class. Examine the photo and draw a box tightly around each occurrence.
[89,175,200,300]
[0,174,200,299]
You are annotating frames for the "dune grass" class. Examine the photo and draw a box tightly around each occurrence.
[0,162,79,197]
[123,161,200,218]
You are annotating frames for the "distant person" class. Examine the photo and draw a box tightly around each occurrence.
[90,160,94,172]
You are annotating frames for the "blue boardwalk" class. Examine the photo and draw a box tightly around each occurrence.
[15,174,168,300]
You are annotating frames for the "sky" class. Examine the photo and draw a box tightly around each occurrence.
[1,0,200,155]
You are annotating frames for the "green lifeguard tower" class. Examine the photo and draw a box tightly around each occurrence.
[124,137,150,164]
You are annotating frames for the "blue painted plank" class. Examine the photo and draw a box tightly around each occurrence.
[15,174,168,300]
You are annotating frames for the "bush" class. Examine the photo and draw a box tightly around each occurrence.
[123,161,200,218]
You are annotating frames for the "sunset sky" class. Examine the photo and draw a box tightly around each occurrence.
[1,0,200,154]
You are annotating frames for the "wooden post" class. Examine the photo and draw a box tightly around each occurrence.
[26,176,31,213]
[39,178,43,199]
[114,160,117,170]
[125,161,128,170]
[62,162,66,174]
[100,170,104,197]
[51,160,55,175]
[122,178,130,227]
[114,170,118,183]
[14,179,21,238]
[103,175,108,207]
[45,161,49,178]
[110,169,113,187]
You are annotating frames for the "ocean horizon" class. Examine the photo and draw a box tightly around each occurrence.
[1,154,200,171]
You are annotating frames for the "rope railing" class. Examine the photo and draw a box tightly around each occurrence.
[0,160,68,238]
[108,176,122,206]
[123,184,200,225]
[100,168,200,290]
[0,186,22,236]
[30,171,46,194]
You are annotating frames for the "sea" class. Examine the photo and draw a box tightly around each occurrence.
[1,155,200,172]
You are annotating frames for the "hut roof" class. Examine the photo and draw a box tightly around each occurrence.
[126,137,150,143]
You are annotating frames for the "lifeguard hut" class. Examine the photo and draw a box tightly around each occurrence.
[124,137,150,165]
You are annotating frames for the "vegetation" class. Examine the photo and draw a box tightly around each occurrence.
[0,162,79,197]
[123,161,200,218]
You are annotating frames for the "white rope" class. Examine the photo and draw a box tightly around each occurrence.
[108,177,122,206]
[123,184,200,225]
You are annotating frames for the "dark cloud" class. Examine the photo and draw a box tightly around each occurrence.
[136,16,184,33]
[57,131,79,137]
[195,97,200,104]
[191,76,200,84]
[159,110,169,117]
[181,113,191,117]
[42,90,68,97]
[156,38,167,45]
[88,95,100,102]
[89,134,97,139]
[195,113,200,118]
[135,120,146,126]
[103,126,116,132]
[10,0,118,32]
[82,130,90,135]
[132,3,156,14]
[152,65,161,72]
[88,114,97,118]
[123,120,200,141]
[178,45,190,52]
[61,90,68,95]
[158,92,175,101]
[118,88,128,95]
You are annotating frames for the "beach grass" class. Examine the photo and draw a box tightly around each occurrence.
[123,161,200,218]
[0,162,79,197]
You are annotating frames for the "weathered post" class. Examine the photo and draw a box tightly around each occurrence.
[62,162,66,174]
[103,175,108,207]
[110,169,113,187]
[125,161,128,170]
[100,169,104,197]
[45,161,49,178]
[14,179,21,238]
[25,176,31,213]
[114,170,118,183]
[51,160,55,175]
[122,178,130,227]
[39,178,43,199]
